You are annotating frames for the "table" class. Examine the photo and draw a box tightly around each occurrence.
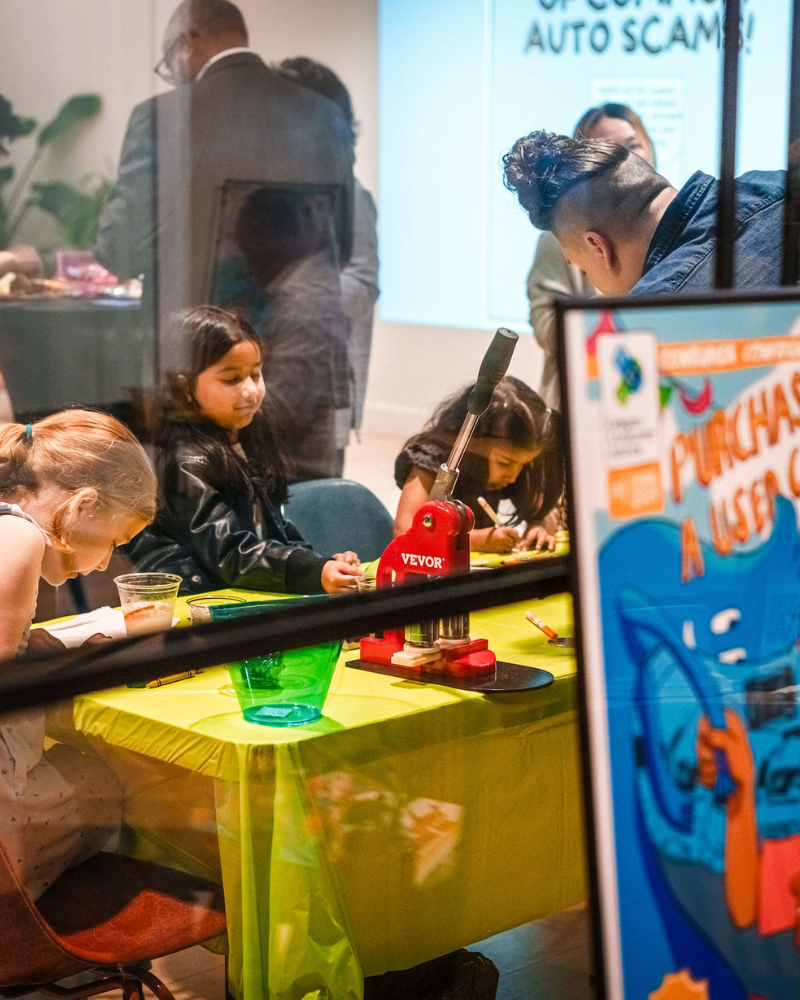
[48,588,584,1000]
[0,298,149,416]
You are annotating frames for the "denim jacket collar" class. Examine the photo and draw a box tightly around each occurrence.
[642,171,716,276]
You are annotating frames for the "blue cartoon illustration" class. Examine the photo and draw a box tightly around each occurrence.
[600,497,800,1000]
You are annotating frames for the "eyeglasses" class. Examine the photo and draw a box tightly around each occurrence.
[154,30,197,86]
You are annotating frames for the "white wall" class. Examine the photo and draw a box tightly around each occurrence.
[365,321,542,434]
[1,1,161,245]
[0,0,543,434]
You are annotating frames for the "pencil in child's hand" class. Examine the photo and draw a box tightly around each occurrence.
[525,612,558,640]
[476,496,501,525]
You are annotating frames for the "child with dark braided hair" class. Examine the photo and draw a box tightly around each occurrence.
[394,377,564,553]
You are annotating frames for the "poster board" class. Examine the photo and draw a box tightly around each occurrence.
[560,292,800,1000]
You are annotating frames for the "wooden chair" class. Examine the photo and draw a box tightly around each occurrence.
[0,844,226,1000]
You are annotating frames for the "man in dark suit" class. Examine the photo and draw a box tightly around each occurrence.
[95,0,354,373]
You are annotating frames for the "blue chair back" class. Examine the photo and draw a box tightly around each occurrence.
[285,479,395,562]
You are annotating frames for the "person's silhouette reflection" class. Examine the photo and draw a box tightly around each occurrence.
[234,188,349,483]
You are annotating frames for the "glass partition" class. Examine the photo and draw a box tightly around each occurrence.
[2,0,799,998]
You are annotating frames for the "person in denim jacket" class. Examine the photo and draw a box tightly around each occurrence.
[503,130,787,297]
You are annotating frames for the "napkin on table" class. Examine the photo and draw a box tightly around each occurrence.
[43,607,126,648]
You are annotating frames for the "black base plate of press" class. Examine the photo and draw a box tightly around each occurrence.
[347,658,554,692]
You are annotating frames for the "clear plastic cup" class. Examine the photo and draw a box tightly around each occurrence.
[114,573,182,635]
[187,594,246,624]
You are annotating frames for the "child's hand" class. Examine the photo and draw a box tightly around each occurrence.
[321,559,363,594]
[82,632,113,646]
[26,628,67,655]
[332,550,360,567]
[521,525,557,552]
[470,526,520,553]
[27,629,112,656]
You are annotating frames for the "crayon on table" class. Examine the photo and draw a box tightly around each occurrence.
[525,612,558,640]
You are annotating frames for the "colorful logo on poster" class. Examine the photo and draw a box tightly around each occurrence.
[614,346,643,404]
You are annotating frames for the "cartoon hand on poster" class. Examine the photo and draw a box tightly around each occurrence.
[696,710,753,798]
[613,499,800,997]
[697,710,759,931]
[698,707,800,956]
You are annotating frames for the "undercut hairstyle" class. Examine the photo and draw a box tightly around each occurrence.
[275,58,357,145]
[502,130,668,241]
[170,0,247,41]
[574,102,655,166]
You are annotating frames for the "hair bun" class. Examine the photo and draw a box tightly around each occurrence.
[503,130,627,231]
[502,132,567,229]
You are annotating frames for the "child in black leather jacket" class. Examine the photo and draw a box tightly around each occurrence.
[125,306,361,595]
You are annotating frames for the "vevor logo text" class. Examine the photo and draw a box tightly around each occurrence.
[400,553,443,569]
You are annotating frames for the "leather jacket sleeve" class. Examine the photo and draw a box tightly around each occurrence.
[155,456,327,595]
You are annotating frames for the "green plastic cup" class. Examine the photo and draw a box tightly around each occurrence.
[210,598,340,727]
[226,642,341,727]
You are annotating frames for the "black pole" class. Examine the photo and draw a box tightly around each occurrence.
[715,0,742,290]
[0,558,569,713]
[782,0,800,286]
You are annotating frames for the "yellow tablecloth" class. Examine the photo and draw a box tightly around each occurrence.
[468,530,570,567]
[48,587,584,1000]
